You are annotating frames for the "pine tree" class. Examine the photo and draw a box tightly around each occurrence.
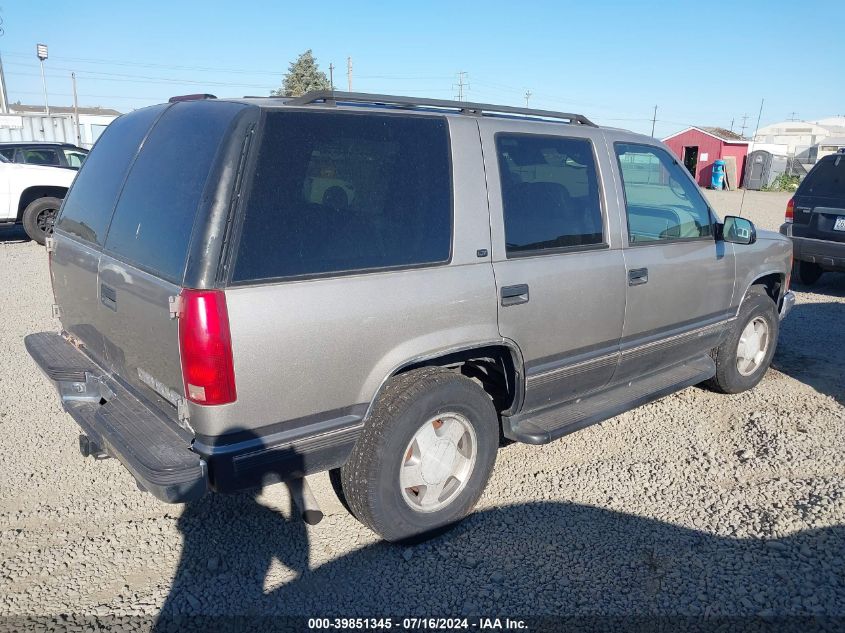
[272,50,331,97]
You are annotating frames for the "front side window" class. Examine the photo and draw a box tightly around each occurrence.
[63,150,87,168]
[232,112,452,282]
[496,134,603,255]
[615,143,713,244]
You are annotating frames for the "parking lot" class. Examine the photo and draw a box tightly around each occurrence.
[0,190,842,621]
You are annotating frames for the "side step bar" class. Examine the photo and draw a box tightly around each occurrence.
[503,356,716,445]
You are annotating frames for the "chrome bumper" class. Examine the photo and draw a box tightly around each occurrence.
[779,291,796,321]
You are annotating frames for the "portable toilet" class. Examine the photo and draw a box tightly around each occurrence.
[745,150,789,190]
[710,160,726,189]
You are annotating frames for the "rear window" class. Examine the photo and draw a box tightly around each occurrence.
[232,111,452,282]
[799,156,845,198]
[57,105,166,245]
[104,101,246,282]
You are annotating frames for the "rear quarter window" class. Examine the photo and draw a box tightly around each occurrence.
[56,105,166,245]
[232,111,452,282]
[104,101,246,282]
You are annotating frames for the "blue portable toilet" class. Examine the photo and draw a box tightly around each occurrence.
[711,159,726,189]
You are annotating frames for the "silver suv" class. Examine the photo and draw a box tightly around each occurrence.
[26,92,795,541]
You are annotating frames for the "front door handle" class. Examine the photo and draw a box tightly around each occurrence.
[628,268,649,286]
[100,283,117,311]
[501,284,529,306]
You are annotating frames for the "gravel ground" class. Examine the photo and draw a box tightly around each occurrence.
[0,190,843,625]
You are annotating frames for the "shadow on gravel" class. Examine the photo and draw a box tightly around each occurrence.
[0,224,30,243]
[774,298,845,408]
[154,495,845,625]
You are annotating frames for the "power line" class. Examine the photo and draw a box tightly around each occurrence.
[453,71,469,102]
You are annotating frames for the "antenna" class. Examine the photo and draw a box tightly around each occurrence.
[738,98,765,218]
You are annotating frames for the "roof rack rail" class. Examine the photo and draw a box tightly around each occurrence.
[284,91,597,127]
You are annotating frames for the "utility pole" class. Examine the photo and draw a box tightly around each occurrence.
[651,105,658,137]
[346,57,352,92]
[729,117,735,133]
[71,72,81,146]
[329,63,335,91]
[739,114,749,137]
[524,89,532,107]
[0,52,9,114]
[454,71,469,102]
[787,111,799,121]
[37,43,49,116]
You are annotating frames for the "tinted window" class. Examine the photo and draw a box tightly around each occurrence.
[21,148,60,166]
[233,112,452,282]
[0,149,14,160]
[57,105,166,245]
[615,143,713,243]
[799,156,845,198]
[105,101,245,282]
[496,134,603,255]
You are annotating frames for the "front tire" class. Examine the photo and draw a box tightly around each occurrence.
[705,287,779,394]
[340,367,498,542]
[22,197,62,245]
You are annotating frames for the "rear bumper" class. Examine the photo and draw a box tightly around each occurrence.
[24,331,207,503]
[781,224,845,271]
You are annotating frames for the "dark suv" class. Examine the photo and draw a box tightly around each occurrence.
[781,150,845,284]
[0,142,88,170]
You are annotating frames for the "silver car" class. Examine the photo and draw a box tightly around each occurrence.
[26,92,795,541]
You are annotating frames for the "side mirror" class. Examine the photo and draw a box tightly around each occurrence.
[721,216,757,245]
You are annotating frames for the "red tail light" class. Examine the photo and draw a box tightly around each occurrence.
[785,198,794,223]
[178,289,237,405]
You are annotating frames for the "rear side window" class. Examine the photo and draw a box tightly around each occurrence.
[104,101,245,282]
[21,148,60,166]
[799,156,845,198]
[232,112,452,282]
[496,134,603,255]
[57,105,166,245]
[615,143,713,244]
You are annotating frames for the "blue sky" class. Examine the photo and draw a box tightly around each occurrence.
[2,0,842,138]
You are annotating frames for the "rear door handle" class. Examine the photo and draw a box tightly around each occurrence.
[501,284,529,306]
[628,268,648,286]
[100,283,117,311]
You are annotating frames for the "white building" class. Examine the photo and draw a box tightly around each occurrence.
[752,120,830,163]
[0,104,121,149]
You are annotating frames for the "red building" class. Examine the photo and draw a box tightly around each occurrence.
[662,126,749,188]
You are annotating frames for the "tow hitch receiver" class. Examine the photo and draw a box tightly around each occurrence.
[78,434,109,459]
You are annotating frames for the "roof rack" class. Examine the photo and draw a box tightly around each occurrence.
[284,91,597,127]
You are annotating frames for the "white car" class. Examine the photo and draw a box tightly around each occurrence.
[0,154,75,244]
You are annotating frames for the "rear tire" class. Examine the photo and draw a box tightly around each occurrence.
[704,287,779,394]
[796,261,823,286]
[22,197,62,245]
[339,367,498,542]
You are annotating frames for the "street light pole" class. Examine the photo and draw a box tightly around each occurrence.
[37,43,49,116]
